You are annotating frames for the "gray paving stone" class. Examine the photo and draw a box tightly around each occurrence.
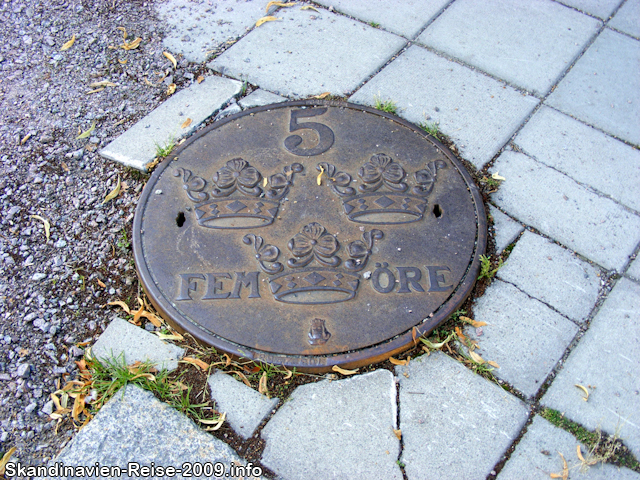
[466,280,578,398]
[100,76,241,171]
[542,278,640,459]
[50,385,254,479]
[156,0,264,63]
[207,371,279,440]
[238,89,287,109]
[261,370,401,480]
[498,415,640,480]
[313,0,450,38]
[609,0,640,38]
[556,0,622,19]
[515,105,640,212]
[497,231,600,322]
[208,9,405,98]
[489,205,524,254]
[492,151,640,271]
[395,352,529,479]
[627,256,640,281]
[546,29,640,145]
[349,46,539,169]
[417,0,601,96]
[92,317,184,372]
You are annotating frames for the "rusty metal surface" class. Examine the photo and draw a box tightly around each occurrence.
[133,100,487,371]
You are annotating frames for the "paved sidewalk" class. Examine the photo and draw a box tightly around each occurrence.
[54,0,640,479]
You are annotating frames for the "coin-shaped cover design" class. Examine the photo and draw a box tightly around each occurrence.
[133,101,486,371]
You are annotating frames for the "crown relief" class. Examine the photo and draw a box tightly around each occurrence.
[317,153,447,224]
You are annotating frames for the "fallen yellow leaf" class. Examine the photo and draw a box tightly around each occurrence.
[455,326,467,343]
[549,452,569,480]
[393,428,402,440]
[118,58,128,65]
[140,311,163,327]
[487,360,500,368]
[491,172,506,181]
[230,370,252,387]
[106,300,131,314]
[86,87,105,95]
[20,132,32,145]
[196,75,204,83]
[317,164,324,185]
[259,371,268,395]
[76,122,96,139]
[102,176,121,204]
[155,332,183,341]
[256,16,280,27]
[266,1,297,12]
[469,351,485,364]
[122,37,142,50]
[332,365,359,375]
[163,51,177,69]
[90,80,117,88]
[263,177,268,187]
[300,5,318,11]
[575,384,589,402]
[313,92,331,99]
[61,34,76,51]
[282,367,293,380]
[97,279,106,288]
[182,357,210,370]
[0,447,16,476]
[129,373,156,382]
[71,394,85,421]
[166,83,176,95]
[181,118,192,129]
[200,412,226,430]
[30,215,50,241]
[389,356,409,366]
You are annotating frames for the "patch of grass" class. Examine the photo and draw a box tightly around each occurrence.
[373,95,398,114]
[116,228,130,252]
[478,254,503,280]
[369,21,380,28]
[419,120,441,140]
[154,137,176,159]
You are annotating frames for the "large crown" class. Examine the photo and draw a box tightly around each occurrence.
[243,222,383,305]
[173,159,303,229]
[317,154,446,224]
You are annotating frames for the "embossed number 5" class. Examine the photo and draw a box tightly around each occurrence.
[284,108,335,156]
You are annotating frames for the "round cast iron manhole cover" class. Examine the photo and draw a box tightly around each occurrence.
[134,100,486,371]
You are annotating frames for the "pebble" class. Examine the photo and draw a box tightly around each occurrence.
[31,273,47,281]
[16,364,31,378]
[54,239,67,248]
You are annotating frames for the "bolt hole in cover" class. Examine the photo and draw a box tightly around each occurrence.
[133,101,486,372]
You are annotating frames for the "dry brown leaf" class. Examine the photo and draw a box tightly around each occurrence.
[90,80,117,88]
[102,176,121,204]
[182,357,210,370]
[71,394,85,420]
[283,367,293,380]
[20,132,32,145]
[389,356,409,366]
[163,51,177,69]
[118,58,128,64]
[0,446,16,476]
[19,348,29,357]
[122,37,142,50]
[200,412,226,430]
[155,332,183,341]
[166,83,176,95]
[393,428,402,440]
[106,300,131,314]
[230,370,252,387]
[455,326,467,343]
[313,92,331,99]
[85,87,105,95]
[117,26,127,40]
[300,5,318,11]
[196,75,204,83]
[181,118,192,129]
[258,371,268,395]
[491,172,506,181]
[577,444,585,462]
[332,365,359,375]
[61,161,70,172]
[96,279,106,288]
[266,1,297,12]
[30,215,50,241]
[575,384,589,402]
[139,311,163,327]
[143,77,155,86]
[61,34,76,51]
[487,360,500,368]
[256,16,280,27]
[469,351,485,364]
[129,373,156,382]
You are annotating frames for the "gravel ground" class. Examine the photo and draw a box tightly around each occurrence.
[0,0,212,465]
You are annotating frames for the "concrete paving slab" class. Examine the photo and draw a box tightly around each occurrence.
[466,280,578,398]
[208,8,406,98]
[313,0,450,38]
[207,371,279,440]
[92,317,184,372]
[156,0,264,63]
[627,256,640,281]
[542,278,640,459]
[349,45,539,169]
[546,29,640,145]
[609,0,640,38]
[238,89,287,109]
[100,75,241,171]
[491,151,640,271]
[498,415,640,479]
[261,369,401,480]
[395,352,529,479]
[514,105,640,212]
[417,0,601,96]
[490,205,524,254]
[51,385,255,479]
[556,0,622,19]
[497,231,600,322]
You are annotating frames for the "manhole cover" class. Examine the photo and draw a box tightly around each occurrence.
[134,100,486,371]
